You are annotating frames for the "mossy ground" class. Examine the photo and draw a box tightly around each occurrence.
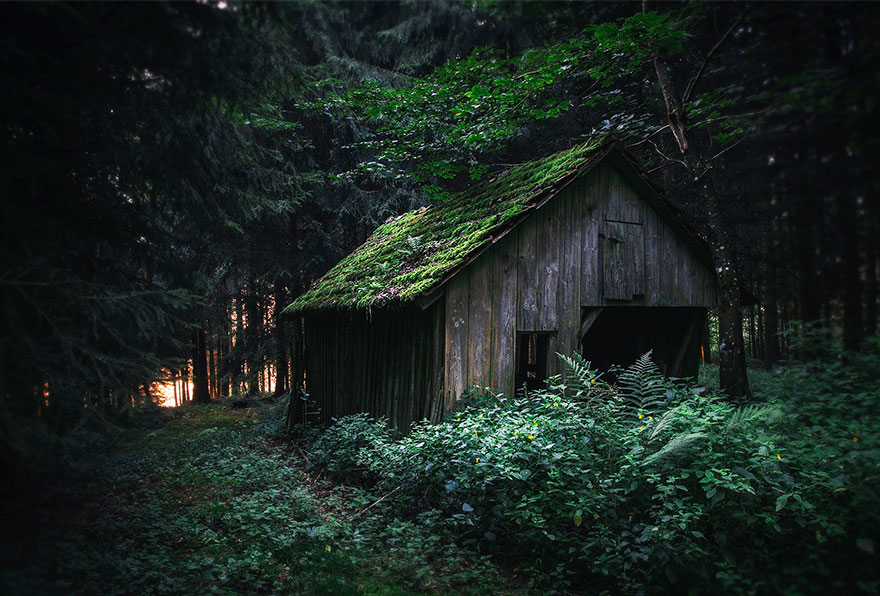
[0,401,511,596]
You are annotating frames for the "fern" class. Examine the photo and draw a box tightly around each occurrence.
[558,352,602,400]
[726,404,776,430]
[647,404,683,442]
[643,432,707,465]
[617,350,668,417]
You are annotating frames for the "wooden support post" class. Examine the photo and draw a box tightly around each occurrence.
[577,307,604,342]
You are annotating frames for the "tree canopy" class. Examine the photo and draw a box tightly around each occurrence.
[1,0,878,447]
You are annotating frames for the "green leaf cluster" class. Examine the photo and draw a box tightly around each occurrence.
[312,348,880,593]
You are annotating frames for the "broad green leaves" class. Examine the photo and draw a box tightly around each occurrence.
[322,13,688,187]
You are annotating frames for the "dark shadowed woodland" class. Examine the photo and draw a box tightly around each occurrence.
[1,2,879,594]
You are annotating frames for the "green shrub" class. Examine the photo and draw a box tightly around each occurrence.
[309,413,393,483]
[314,348,880,594]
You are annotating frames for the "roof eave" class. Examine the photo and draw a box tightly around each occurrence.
[408,142,617,305]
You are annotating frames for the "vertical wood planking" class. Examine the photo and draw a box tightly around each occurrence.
[445,272,469,410]
[626,223,646,296]
[644,209,661,305]
[605,166,643,223]
[302,303,446,432]
[300,161,719,435]
[581,177,601,305]
[558,186,583,355]
[429,301,445,422]
[658,216,675,302]
[488,244,501,391]
[517,216,539,331]
[603,221,628,299]
[467,252,493,390]
[643,192,717,307]
[496,236,518,397]
[536,203,560,330]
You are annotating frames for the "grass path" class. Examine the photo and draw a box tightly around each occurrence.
[1,402,506,596]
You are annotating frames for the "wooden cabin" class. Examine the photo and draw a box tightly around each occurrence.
[284,139,717,430]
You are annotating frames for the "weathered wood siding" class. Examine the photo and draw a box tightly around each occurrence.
[303,302,445,431]
[444,161,716,404]
[594,164,716,307]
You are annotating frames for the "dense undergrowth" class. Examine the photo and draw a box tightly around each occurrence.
[2,335,878,595]
[310,339,880,594]
[0,401,506,596]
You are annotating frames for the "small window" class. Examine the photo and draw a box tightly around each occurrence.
[515,332,550,392]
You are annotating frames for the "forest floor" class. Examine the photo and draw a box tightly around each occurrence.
[0,401,513,596]
[3,359,875,595]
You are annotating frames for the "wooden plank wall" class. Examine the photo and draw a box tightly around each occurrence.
[597,165,716,307]
[303,302,445,432]
[444,162,717,405]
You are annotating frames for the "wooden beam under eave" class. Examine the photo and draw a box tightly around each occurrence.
[577,307,604,342]
[417,286,445,310]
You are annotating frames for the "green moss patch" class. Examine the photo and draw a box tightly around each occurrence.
[285,136,610,312]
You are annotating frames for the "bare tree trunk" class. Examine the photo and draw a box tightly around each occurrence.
[653,49,750,397]
[273,281,289,397]
[748,303,756,358]
[208,334,216,399]
[711,236,751,397]
[794,189,821,325]
[286,314,307,429]
[219,330,229,397]
[840,194,864,350]
[245,284,260,395]
[232,293,244,395]
[702,316,712,364]
[756,299,765,362]
[867,212,879,338]
[191,328,211,404]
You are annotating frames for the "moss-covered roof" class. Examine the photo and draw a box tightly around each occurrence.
[284,137,613,313]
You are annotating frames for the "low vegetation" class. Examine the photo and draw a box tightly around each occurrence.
[2,336,878,595]
[310,339,880,594]
[0,403,506,595]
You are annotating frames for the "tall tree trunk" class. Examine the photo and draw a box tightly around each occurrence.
[756,300,764,361]
[273,281,289,397]
[764,296,780,367]
[191,327,211,404]
[208,334,216,399]
[219,331,229,397]
[232,293,244,395]
[793,165,822,326]
[866,212,879,338]
[711,237,751,397]
[748,303,756,358]
[763,212,781,366]
[840,194,863,350]
[653,50,750,397]
[701,316,711,364]
[245,284,260,395]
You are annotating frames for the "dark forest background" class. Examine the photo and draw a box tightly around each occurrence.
[1,1,878,457]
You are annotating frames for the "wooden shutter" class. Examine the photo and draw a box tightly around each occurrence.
[602,221,645,300]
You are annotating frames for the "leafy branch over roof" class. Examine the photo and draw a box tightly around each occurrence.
[284,136,611,313]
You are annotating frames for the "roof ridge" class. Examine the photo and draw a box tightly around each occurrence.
[284,136,613,313]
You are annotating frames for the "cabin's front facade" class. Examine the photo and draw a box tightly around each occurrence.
[285,140,717,430]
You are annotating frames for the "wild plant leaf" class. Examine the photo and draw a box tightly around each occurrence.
[618,351,667,416]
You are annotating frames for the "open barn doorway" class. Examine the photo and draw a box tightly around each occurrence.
[579,307,707,379]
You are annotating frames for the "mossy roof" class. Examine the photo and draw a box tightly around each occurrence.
[285,137,615,313]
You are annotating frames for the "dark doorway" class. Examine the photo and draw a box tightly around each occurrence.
[515,332,552,391]
[580,307,706,378]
